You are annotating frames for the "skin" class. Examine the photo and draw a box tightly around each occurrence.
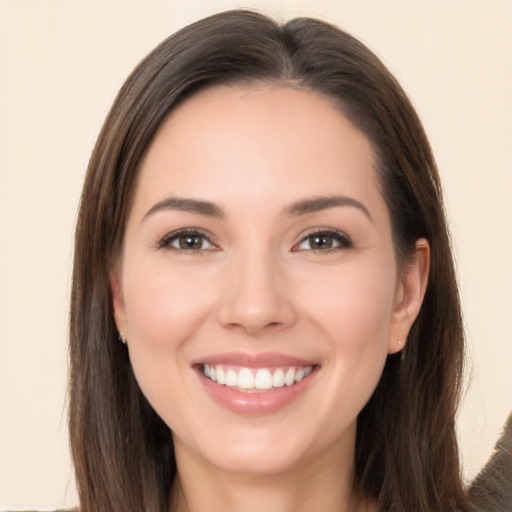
[111,85,429,512]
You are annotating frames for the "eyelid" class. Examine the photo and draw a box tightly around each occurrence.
[292,227,353,252]
[154,226,352,253]
[155,227,219,252]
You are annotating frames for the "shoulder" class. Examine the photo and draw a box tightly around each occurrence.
[468,412,512,511]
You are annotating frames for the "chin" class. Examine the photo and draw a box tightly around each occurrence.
[206,443,305,476]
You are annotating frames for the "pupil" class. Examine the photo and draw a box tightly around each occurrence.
[179,235,202,250]
[311,234,332,249]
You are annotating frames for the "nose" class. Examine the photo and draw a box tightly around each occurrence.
[216,250,297,335]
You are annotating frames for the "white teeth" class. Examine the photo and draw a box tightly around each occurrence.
[285,368,295,386]
[238,368,254,389]
[255,369,273,390]
[272,368,285,388]
[225,369,238,387]
[216,367,226,385]
[202,364,313,391]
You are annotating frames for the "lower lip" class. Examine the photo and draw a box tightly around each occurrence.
[197,368,316,416]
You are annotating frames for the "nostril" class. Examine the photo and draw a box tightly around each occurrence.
[216,279,298,333]
[223,320,283,335]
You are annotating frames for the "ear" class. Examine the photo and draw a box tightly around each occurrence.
[388,238,430,354]
[110,268,128,337]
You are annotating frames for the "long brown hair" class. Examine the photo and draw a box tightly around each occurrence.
[70,10,472,511]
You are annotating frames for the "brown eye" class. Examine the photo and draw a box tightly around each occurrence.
[178,234,204,250]
[158,229,217,252]
[308,233,334,249]
[295,229,352,252]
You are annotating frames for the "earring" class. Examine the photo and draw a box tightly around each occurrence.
[398,339,407,361]
[119,332,127,345]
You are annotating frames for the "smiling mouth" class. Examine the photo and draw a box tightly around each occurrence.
[201,364,314,393]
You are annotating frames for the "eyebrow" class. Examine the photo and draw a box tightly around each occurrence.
[285,195,372,221]
[142,194,372,222]
[143,197,225,221]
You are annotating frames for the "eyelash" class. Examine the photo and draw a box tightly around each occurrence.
[156,228,218,254]
[155,228,353,254]
[293,228,353,253]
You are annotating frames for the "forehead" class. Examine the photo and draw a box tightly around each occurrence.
[134,84,383,218]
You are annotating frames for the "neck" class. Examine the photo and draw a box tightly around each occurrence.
[169,437,371,512]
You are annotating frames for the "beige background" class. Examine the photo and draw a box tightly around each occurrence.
[0,0,511,509]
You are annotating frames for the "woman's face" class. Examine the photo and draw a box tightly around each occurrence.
[111,85,427,477]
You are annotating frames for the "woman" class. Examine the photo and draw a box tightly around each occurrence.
[69,9,472,512]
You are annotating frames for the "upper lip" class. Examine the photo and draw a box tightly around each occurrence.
[191,351,317,368]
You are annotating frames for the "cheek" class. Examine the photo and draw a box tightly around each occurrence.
[305,260,397,347]
[302,262,395,410]
[120,259,216,417]
[123,259,215,346]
